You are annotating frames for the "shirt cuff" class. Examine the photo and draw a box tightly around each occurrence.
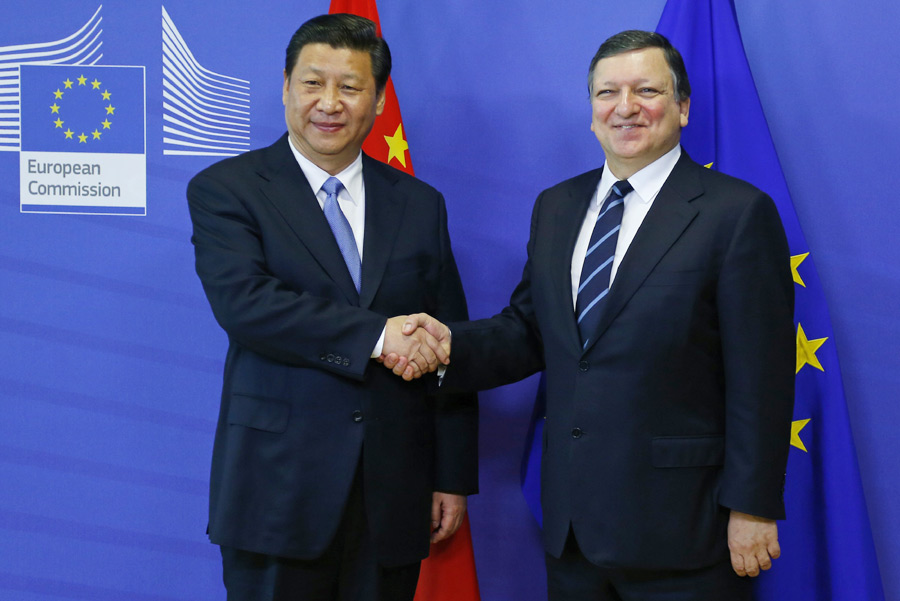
[370,326,386,358]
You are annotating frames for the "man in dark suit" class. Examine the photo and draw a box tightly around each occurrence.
[187,14,477,601]
[392,30,794,600]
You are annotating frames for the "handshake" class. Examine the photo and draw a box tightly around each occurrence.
[379,313,450,381]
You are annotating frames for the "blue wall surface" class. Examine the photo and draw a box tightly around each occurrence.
[1,1,897,600]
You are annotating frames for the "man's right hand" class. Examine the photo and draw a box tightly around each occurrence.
[382,313,451,381]
[382,315,450,381]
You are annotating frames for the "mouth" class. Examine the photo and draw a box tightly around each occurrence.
[614,124,643,130]
[313,122,345,133]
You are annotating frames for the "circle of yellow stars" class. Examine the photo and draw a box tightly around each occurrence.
[50,74,115,144]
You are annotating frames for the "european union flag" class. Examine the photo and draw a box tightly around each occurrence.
[20,65,145,155]
[656,0,885,599]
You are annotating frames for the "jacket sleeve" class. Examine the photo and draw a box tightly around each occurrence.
[716,191,795,519]
[440,190,547,393]
[187,169,386,381]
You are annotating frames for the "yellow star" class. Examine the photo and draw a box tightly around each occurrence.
[384,123,409,168]
[102,90,111,100]
[790,418,811,452]
[78,132,88,143]
[101,119,112,129]
[91,79,101,89]
[92,129,102,140]
[63,78,73,89]
[77,74,87,86]
[796,323,827,374]
[791,253,809,287]
[50,103,60,114]
[53,118,64,128]
[106,104,116,115]
[53,89,64,99]
[704,162,714,169]
[64,128,74,139]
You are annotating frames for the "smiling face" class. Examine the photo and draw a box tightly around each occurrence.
[589,47,690,179]
[283,43,386,175]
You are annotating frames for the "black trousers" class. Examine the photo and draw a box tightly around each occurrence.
[546,527,751,601]
[220,465,421,601]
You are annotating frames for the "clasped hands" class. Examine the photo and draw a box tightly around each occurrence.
[380,314,448,381]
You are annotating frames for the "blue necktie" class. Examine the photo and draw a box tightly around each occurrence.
[322,177,361,292]
[575,179,632,348]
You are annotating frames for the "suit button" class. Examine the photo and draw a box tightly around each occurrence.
[334,355,342,364]
[343,358,350,367]
[327,353,335,363]
[320,353,326,361]
[352,410,364,423]
[578,360,589,372]
[571,427,583,438]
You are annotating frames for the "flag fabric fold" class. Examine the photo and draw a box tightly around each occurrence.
[655,1,885,599]
[327,1,480,599]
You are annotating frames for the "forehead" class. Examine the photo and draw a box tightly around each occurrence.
[292,43,373,79]
[592,47,671,86]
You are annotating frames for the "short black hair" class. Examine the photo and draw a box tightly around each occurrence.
[588,30,690,101]
[285,13,391,92]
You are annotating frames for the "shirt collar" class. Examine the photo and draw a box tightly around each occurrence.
[597,144,682,206]
[287,137,364,205]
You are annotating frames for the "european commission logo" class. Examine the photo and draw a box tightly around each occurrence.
[19,64,146,215]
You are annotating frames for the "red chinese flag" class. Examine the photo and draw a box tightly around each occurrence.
[327,1,481,600]
[328,0,414,175]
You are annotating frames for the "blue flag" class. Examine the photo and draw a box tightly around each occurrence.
[20,65,145,154]
[656,0,885,599]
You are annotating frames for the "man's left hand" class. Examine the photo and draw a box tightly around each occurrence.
[430,492,466,544]
[727,509,780,577]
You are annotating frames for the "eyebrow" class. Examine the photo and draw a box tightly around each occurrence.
[299,67,365,83]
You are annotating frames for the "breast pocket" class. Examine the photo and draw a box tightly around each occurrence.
[642,269,705,287]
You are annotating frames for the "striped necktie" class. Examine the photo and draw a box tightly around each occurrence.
[321,176,361,292]
[575,179,632,348]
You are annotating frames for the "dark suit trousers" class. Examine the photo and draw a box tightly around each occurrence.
[546,528,751,601]
[220,463,421,601]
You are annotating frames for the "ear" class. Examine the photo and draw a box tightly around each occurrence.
[282,69,290,106]
[375,87,387,116]
[678,97,690,128]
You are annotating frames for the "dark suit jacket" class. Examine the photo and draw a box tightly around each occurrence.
[443,150,794,570]
[187,134,477,567]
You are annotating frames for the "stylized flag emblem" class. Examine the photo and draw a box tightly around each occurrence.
[19,64,147,215]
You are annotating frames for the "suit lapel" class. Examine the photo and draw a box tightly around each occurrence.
[359,155,405,309]
[258,136,360,304]
[583,153,702,354]
[553,168,604,353]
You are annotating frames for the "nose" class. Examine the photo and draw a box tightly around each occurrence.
[316,84,342,113]
[615,89,639,117]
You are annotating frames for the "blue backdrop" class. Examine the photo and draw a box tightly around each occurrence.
[1,2,897,600]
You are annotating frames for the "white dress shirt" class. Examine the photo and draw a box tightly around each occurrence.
[570,145,682,308]
[288,139,366,260]
[287,139,387,357]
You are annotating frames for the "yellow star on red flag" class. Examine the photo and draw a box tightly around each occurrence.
[384,123,409,168]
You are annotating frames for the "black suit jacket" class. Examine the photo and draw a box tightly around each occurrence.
[444,151,794,570]
[187,135,477,567]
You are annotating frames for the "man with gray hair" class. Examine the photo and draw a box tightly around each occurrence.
[395,30,794,600]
